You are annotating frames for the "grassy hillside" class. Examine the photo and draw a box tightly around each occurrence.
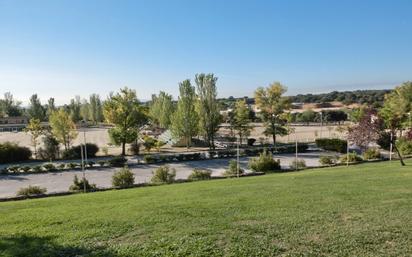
[1,161,411,257]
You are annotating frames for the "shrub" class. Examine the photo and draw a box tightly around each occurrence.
[87,161,95,168]
[16,185,46,196]
[67,162,78,169]
[319,155,337,166]
[108,156,127,167]
[362,148,381,160]
[339,152,363,164]
[188,169,212,181]
[7,165,20,173]
[112,167,135,188]
[377,132,392,151]
[32,165,43,173]
[0,142,32,164]
[42,163,57,172]
[97,160,107,167]
[151,165,176,184]
[62,144,99,160]
[38,135,60,160]
[129,142,140,155]
[315,138,347,153]
[224,160,244,176]
[247,138,256,146]
[248,151,281,173]
[21,166,31,173]
[69,175,97,192]
[143,136,157,152]
[144,155,157,164]
[396,138,412,156]
[289,159,306,170]
[101,146,109,156]
[278,143,309,154]
[57,163,66,170]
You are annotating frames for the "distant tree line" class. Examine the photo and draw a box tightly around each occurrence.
[289,89,391,106]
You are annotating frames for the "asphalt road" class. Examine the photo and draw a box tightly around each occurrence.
[0,152,323,198]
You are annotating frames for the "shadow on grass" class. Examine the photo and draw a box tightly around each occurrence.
[0,235,117,257]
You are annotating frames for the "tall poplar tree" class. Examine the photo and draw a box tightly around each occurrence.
[171,80,199,148]
[195,73,221,149]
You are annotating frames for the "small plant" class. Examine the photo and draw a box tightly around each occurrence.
[144,155,157,164]
[16,185,47,196]
[108,156,127,167]
[362,148,381,160]
[396,138,412,156]
[102,146,109,156]
[32,165,43,173]
[319,155,337,166]
[67,163,78,169]
[57,163,66,170]
[339,152,363,164]
[143,136,157,153]
[112,167,135,188]
[69,175,97,192]
[289,159,306,170]
[248,150,281,173]
[97,160,106,167]
[7,165,20,173]
[151,165,176,184]
[188,169,212,181]
[224,160,244,176]
[21,166,31,172]
[129,142,140,155]
[43,163,57,172]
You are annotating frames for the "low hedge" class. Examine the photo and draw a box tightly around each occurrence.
[316,138,347,153]
[0,142,32,164]
[62,144,99,160]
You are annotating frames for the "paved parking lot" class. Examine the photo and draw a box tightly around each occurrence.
[0,152,323,198]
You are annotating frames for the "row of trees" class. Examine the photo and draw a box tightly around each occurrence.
[21,78,292,157]
[0,92,103,124]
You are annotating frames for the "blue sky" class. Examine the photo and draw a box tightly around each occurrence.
[1,0,411,104]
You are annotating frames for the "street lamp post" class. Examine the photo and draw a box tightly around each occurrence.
[320,112,323,139]
[81,121,88,192]
[237,136,240,178]
[295,132,298,171]
[80,141,86,193]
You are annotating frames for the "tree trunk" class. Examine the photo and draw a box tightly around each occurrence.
[393,143,405,166]
[121,141,126,156]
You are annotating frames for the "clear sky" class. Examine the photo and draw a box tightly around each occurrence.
[1,0,411,104]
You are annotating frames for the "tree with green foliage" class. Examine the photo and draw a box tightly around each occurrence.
[89,94,103,124]
[68,96,82,122]
[195,73,221,149]
[379,82,412,166]
[80,99,90,121]
[49,109,78,151]
[231,99,251,145]
[149,91,174,129]
[0,92,22,117]
[24,118,44,159]
[103,87,147,155]
[27,94,46,121]
[171,80,199,148]
[254,82,291,149]
[299,109,316,124]
[46,98,56,120]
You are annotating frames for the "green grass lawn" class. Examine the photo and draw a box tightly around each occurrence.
[1,161,411,257]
